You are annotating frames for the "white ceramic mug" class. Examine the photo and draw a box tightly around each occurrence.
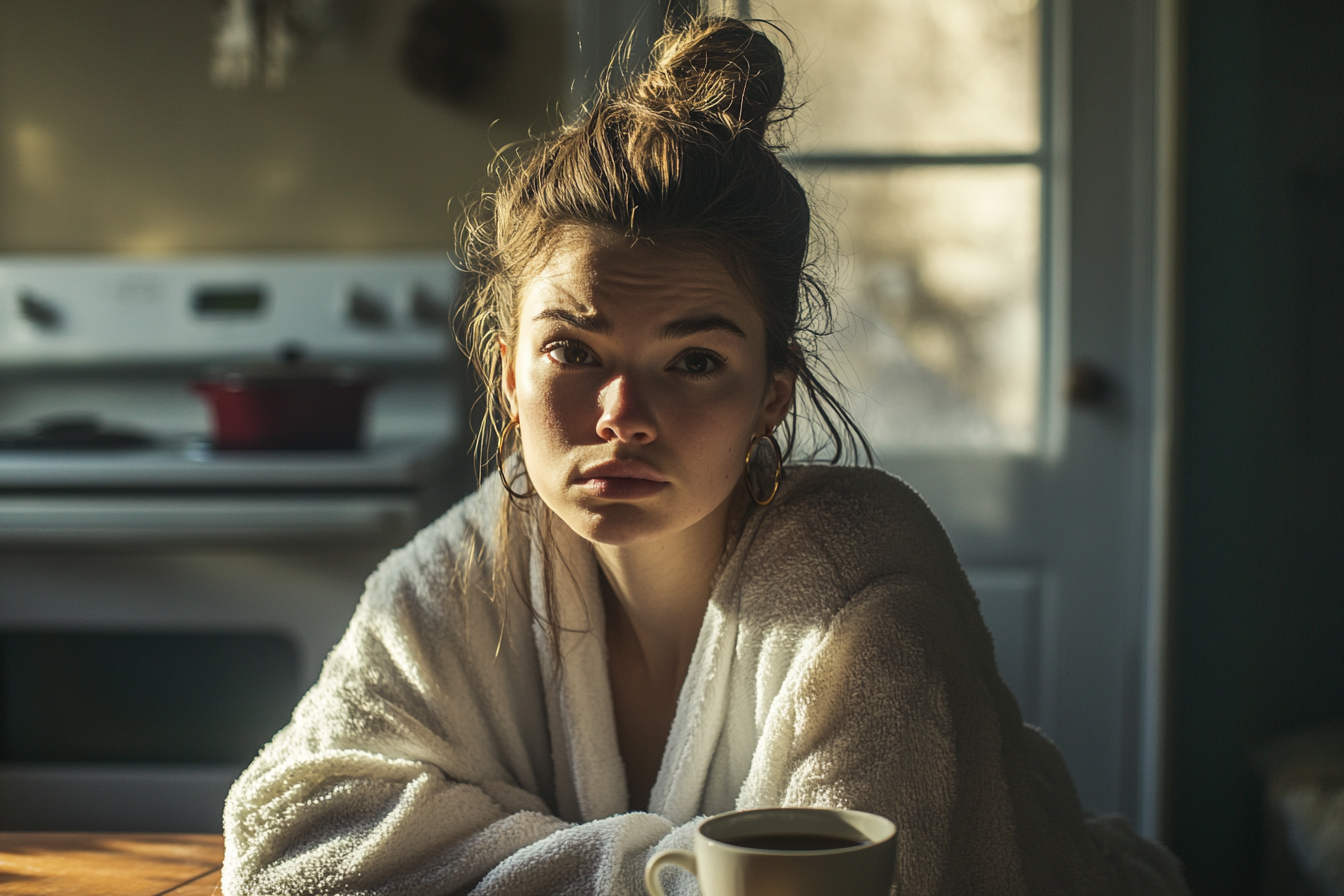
[644,807,897,896]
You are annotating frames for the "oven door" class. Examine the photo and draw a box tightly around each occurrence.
[0,491,419,832]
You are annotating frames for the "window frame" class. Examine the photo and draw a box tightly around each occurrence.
[780,0,1071,457]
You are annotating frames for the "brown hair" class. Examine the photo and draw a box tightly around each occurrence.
[455,16,871,650]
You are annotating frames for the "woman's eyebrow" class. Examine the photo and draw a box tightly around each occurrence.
[532,308,613,334]
[659,315,748,340]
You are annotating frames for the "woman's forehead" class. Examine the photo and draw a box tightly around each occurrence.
[520,230,759,324]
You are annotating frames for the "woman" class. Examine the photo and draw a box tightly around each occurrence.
[223,17,1188,896]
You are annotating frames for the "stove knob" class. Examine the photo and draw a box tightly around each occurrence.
[346,287,390,329]
[17,291,62,330]
[411,285,449,327]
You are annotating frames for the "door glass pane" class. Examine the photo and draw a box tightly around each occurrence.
[807,165,1041,452]
[767,0,1041,154]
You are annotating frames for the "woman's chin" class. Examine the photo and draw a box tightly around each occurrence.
[537,493,682,547]
[539,478,741,548]
[565,504,672,546]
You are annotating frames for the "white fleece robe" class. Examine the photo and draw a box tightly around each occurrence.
[223,465,1188,896]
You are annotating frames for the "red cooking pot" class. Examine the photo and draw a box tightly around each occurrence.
[192,346,379,450]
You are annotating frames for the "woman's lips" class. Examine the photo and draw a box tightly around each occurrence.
[577,477,670,499]
[574,461,669,499]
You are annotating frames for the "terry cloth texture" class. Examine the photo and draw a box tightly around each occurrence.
[223,465,1189,896]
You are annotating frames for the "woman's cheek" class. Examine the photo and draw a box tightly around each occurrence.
[674,391,753,469]
[535,375,593,442]
[516,366,592,483]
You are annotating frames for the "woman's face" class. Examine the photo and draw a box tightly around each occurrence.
[503,228,795,547]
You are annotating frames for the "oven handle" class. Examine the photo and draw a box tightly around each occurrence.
[0,496,420,542]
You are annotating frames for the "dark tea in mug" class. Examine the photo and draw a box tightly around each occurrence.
[724,833,870,851]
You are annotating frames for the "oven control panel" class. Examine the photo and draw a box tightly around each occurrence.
[0,255,457,366]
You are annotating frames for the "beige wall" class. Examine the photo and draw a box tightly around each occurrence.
[0,0,565,254]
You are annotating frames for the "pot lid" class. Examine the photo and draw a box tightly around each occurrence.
[202,342,373,386]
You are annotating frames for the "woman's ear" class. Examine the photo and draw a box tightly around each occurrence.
[760,366,797,433]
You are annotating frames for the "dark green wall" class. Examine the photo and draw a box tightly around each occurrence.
[1170,1,1344,893]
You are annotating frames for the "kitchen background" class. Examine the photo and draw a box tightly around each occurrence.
[0,0,568,837]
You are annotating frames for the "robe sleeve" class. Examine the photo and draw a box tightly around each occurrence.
[750,572,1189,896]
[221,488,701,896]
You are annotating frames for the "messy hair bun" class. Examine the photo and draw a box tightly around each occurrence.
[628,17,787,139]
[460,15,869,479]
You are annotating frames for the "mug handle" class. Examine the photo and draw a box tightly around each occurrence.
[645,848,697,896]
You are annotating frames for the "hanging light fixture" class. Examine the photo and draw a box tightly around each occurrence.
[210,0,351,90]
[211,0,259,87]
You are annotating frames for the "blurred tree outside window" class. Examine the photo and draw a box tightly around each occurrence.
[765,0,1047,452]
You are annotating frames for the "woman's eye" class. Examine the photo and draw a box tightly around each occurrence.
[672,351,723,376]
[545,342,595,366]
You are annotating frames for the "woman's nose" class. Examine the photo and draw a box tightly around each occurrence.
[596,375,657,444]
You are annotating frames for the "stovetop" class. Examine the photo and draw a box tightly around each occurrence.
[0,256,465,495]
[0,417,157,451]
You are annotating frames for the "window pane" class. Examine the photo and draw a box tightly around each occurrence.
[768,0,1041,154]
[809,165,1041,452]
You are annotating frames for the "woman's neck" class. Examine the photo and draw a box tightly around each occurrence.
[594,487,749,809]
[593,488,744,681]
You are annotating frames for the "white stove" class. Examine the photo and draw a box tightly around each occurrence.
[0,255,473,832]
[0,254,469,535]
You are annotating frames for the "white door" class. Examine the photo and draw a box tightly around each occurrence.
[570,0,1178,834]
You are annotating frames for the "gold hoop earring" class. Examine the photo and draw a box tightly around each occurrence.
[745,432,782,506]
[497,418,532,500]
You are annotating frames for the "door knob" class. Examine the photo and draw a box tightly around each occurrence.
[1067,360,1113,407]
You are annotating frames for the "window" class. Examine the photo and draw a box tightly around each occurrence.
[763,0,1055,452]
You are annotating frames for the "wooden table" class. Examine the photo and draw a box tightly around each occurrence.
[0,833,223,896]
